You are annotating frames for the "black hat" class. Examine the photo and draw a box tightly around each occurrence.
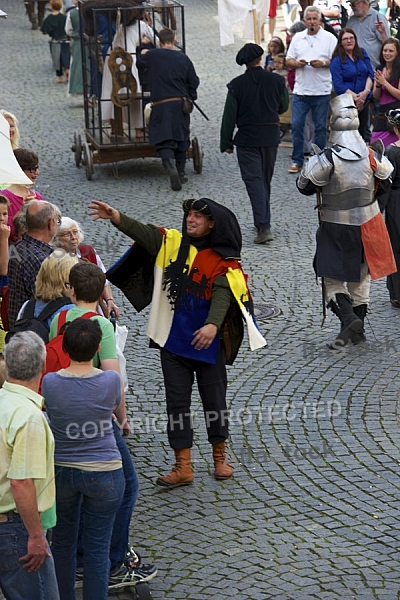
[236,43,264,66]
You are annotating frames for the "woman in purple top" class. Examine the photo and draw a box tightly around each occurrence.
[372,38,400,147]
[43,318,125,600]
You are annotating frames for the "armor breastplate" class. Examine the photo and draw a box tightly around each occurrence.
[321,154,374,212]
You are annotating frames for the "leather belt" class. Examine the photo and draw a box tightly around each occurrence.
[152,97,183,106]
[0,511,20,523]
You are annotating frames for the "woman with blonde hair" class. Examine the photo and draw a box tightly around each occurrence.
[16,252,79,332]
[0,109,20,149]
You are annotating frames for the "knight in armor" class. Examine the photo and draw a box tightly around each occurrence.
[297,92,396,348]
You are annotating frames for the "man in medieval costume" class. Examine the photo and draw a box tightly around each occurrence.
[297,92,396,348]
[88,197,266,488]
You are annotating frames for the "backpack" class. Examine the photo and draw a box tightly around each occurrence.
[43,309,99,376]
[5,297,72,344]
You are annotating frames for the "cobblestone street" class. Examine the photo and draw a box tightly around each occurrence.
[2,1,400,598]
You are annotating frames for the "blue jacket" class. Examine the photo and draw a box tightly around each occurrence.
[330,49,374,99]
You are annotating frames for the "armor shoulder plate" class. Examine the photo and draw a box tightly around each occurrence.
[297,151,334,188]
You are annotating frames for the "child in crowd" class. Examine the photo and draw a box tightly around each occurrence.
[273,53,287,81]
[264,36,285,71]
[41,0,70,83]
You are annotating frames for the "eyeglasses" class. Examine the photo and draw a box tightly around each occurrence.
[58,229,79,238]
[342,37,355,41]
[26,166,39,173]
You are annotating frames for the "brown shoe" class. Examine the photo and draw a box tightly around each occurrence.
[156,448,194,488]
[212,442,233,480]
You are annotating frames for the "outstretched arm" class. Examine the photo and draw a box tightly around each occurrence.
[88,200,121,225]
[88,200,163,255]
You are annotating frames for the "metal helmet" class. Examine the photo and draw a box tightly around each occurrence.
[386,109,400,128]
[330,93,359,132]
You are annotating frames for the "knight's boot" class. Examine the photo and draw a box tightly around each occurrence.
[352,303,368,344]
[37,0,47,27]
[176,159,188,184]
[328,293,363,349]
[212,441,233,481]
[156,448,193,488]
[25,2,38,29]
[162,158,182,191]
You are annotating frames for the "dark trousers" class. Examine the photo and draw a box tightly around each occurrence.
[160,346,228,449]
[156,139,190,163]
[236,145,278,231]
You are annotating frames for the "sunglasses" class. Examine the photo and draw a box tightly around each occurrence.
[26,166,39,173]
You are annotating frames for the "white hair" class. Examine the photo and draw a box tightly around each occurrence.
[57,216,84,244]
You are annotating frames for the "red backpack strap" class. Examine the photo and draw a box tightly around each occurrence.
[57,310,98,334]
[81,311,98,320]
[57,310,69,334]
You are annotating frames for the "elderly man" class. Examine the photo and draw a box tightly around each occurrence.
[8,200,60,327]
[297,93,395,348]
[347,0,389,70]
[220,43,288,244]
[286,5,337,173]
[0,331,59,599]
[89,197,266,488]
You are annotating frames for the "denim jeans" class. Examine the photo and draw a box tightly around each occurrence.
[0,514,60,600]
[109,421,139,570]
[52,466,125,600]
[76,422,139,572]
[291,94,331,167]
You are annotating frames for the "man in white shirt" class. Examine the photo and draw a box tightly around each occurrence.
[286,6,337,173]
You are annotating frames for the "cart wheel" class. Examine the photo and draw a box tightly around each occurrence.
[192,136,203,174]
[71,131,82,167]
[82,142,94,180]
[133,582,152,600]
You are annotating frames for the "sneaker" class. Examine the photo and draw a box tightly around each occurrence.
[108,564,158,589]
[125,544,141,568]
[75,567,84,589]
[254,229,273,244]
[288,163,302,173]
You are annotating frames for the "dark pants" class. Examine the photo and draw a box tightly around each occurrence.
[236,145,278,231]
[160,346,228,449]
[156,139,190,163]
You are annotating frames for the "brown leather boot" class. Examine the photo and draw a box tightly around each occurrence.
[212,441,233,480]
[156,448,193,488]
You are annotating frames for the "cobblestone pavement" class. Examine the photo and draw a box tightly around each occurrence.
[2,1,400,599]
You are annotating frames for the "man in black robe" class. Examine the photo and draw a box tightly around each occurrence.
[137,28,199,191]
